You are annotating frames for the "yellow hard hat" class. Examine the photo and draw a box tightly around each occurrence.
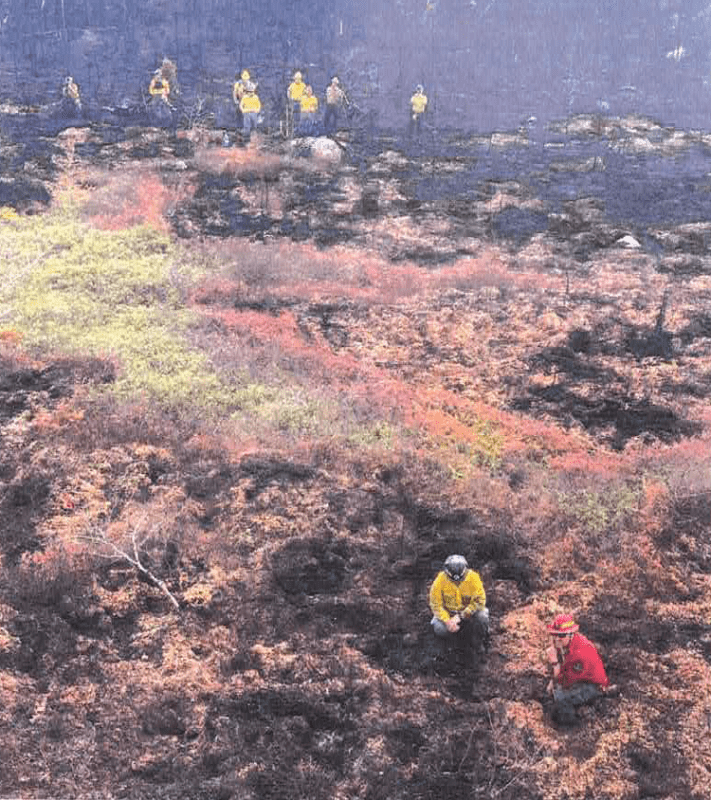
[241,69,250,80]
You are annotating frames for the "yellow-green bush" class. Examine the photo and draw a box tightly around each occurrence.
[1,210,229,410]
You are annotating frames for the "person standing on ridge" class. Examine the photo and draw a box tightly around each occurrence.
[324,76,347,135]
[546,613,613,725]
[409,84,427,136]
[239,82,261,139]
[287,70,307,135]
[149,68,172,105]
[160,57,179,97]
[298,85,319,135]
[233,70,253,128]
[429,554,490,661]
[62,76,82,113]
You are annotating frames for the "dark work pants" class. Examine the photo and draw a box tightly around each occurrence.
[324,104,338,134]
[552,681,601,723]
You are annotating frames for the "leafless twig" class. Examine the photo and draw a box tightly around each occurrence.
[78,519,180,611]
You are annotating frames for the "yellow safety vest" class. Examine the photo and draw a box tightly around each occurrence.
[240,94,261,113]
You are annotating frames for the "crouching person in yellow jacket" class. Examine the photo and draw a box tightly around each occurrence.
[239,83,261,138]
[429,554,490,658]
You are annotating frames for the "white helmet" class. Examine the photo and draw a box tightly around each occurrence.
[443,555,468,581]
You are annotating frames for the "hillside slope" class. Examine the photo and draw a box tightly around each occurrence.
[1,120,711,799]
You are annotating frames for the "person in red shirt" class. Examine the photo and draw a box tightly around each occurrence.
[546,613,610,725]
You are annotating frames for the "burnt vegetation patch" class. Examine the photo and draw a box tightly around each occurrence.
[513,383,702,448]
[528,343,617,381]
[272,535,351,596]
[238,455,315,498]
[626,741,692,799]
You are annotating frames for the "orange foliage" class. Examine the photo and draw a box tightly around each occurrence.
[33,401,85,433]
[199,301,604,465]
[66,167,194,232]
[0,329,22,344]
[638,479,671,535]
[190,241,548,306]
[193,143,284,178]
[15,541,90,604]
[202,308,369,385]
[548,449,630,478]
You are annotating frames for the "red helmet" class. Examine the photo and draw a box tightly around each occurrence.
[547,613,579,635]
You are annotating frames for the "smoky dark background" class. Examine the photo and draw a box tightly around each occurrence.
[1,0,710,131]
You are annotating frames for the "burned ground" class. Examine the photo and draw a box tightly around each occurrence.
[1,115,711,799]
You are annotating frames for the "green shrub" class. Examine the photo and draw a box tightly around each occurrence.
[1,211,231,411]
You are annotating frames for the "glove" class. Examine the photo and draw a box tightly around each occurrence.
[445,615,461,633]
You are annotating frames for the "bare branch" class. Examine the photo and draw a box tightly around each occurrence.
[78,521,181,612]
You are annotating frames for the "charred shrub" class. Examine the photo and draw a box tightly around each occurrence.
[385,721,426,763]
[8,545,94,609]
[142,694,188,736]
[246,762,336,800]
[5,473,51,511]
[272,536,350,595]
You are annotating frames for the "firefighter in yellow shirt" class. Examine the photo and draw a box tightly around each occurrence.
[287,70,306,134]
[61,76,81,113]
[429,555,490,656]
[160,57,179,97]
[409,84,427,136]
[239,83,261,138]
[233,70,251,105]
[298,85,318,135]
[149,69,171,105]
[233,70,256,127]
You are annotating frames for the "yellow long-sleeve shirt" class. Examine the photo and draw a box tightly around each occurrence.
[288,80,306,102]
[429,570,486,622]
[411,93,428,115]
[64,81,80,102]
[240,94,261,114]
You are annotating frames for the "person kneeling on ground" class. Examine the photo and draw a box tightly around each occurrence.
[429,554,490,659]
[546,613,614,725]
